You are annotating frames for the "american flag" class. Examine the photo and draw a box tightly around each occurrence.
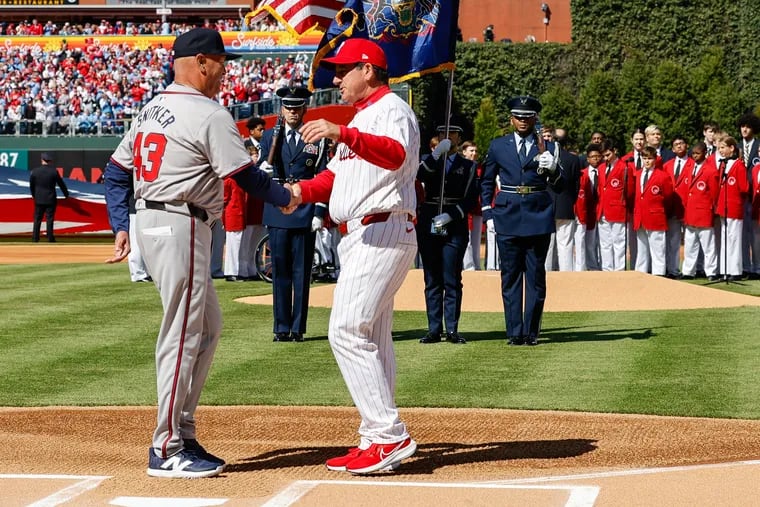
[250,0,346,34]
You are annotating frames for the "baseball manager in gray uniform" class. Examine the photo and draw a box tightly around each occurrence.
[104,28,295,478]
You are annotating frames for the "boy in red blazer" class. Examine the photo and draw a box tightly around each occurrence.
[634,146,674,275]
[682,143,720,280]
[574,144,602,270]
[598,139,636,271]
[222,177,247,282]
[663,135,694,278]
[715,136,749,279]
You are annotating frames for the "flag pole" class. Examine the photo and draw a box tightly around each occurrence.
[436,69,455,222]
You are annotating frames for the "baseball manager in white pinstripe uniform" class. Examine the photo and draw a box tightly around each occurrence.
[285,38,419,475]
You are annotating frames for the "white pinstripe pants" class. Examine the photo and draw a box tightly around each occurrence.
[329,215,417,447]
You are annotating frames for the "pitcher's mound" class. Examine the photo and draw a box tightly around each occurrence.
[238,270,760,313]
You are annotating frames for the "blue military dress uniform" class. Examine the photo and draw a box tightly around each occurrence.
[481,96,564,345]
[259,90,327,342]
[416,150,479,344]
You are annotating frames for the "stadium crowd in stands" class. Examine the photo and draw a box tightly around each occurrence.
[0,16,308,135]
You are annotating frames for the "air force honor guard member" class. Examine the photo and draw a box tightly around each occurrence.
[259,86,328,342]
[416,119,479,344]
[481,96,564,346]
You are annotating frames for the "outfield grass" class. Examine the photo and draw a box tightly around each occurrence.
[2,262,760,419]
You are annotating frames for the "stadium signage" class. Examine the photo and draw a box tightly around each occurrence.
[0,31,321,52]
[0,0,77,4]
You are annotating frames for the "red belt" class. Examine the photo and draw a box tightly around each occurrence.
[338,212,414,235]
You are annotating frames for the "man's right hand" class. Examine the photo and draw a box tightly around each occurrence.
[486,219,495,233]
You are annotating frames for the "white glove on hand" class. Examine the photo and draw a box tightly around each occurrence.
[538,151,557,173]
[432,212,453,228]
[486,219,495,233]
[259,161,274,176]
[431,139,452,160]
[311,216,323,232]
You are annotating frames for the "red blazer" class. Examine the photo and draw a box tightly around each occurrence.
[716,159,749,219]
[634,166,673,231]
[575,166,599,228]
[598,158,636,223]
[752,163,760,222]
[663,157,694,220]
[684,159,720,228]
[223,177,246,232]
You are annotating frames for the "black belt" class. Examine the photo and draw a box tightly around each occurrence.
[143,200,208,222]
[500,185,547,194]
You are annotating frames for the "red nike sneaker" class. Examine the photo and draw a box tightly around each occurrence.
[345,437,416,474]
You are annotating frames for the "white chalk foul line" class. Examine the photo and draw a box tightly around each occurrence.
[261,480,599,507]
[0,474,112,507]
[110,497,228,507]
[481,459,760,484]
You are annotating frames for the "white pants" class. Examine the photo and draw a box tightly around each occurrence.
[223,230,243,276]
[240,224,267,278]
[329,215,417,446]
[719,218,743,276]
[573,219,587,271]
[682,225,717,277]
[463,215,483,271]
[128,212,150,281]
[554,218,575,271]
[635,228,666,275]
[666,217,683,276]
[485,226,500,270]
[597,218,627,271]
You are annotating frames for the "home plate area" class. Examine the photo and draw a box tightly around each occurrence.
[6,462,760,506]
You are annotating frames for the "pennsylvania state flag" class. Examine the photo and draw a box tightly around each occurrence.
[309,0,460,90]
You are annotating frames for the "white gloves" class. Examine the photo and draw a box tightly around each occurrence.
[486,219,495,233]
[259,161,274,176]
[431,139,452,160]
[538,151,557,173]
[432,212,453,228]
[311,216,323,232]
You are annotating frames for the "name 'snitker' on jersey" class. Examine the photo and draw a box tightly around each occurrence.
[136,104,176,129]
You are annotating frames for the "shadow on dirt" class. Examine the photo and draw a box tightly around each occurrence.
[225,438,597,474]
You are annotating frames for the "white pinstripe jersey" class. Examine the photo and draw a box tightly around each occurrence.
[111,83,253,220]
[327,91,419,223]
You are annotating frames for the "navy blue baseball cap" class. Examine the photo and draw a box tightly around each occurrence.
[508,95,542,118]
[276,86,312,108]
[41,152,54,161]
[172,28,240,60]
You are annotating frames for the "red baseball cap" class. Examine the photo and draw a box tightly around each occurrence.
[321,38,387,70]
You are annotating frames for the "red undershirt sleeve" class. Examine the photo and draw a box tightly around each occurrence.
[339,125,406,170]
[299,169,335,203]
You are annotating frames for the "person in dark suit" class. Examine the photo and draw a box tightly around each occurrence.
[258,86,327,342]
[416,118,480,345]
[737,112,760,278]
[545,127,580,271]
[481,96,564,346]
[645,124,676,163]
[29,152,69,242]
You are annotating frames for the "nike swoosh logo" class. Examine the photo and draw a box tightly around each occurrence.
[406,224,414,233]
